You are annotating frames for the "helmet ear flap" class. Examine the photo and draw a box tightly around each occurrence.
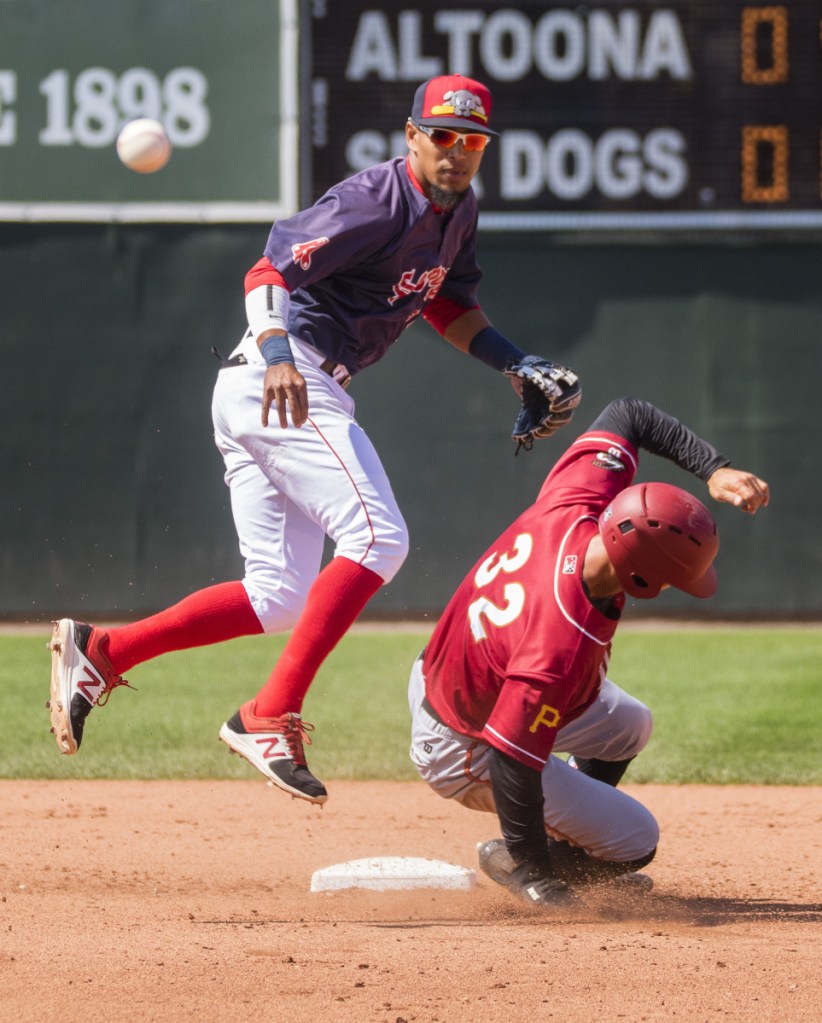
[609,518,657,597]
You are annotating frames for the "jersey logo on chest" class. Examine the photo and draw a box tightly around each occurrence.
[388,265,449,305]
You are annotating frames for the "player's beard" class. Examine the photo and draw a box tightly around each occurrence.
[428,184,469,212]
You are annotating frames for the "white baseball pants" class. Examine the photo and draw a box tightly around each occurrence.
[211,334,409,633]
[408,657,659,862]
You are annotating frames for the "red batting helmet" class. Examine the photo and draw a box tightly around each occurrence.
[599,483,719,599]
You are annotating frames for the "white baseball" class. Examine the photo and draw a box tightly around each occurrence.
[116,118,172,174]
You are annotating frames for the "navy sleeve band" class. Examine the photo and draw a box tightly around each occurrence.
[260,334,295,367]
[468,326,526,373]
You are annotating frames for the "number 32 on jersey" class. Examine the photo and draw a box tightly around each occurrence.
[468,533,533,641]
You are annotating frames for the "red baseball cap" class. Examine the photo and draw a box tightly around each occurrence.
[410,74,496,135]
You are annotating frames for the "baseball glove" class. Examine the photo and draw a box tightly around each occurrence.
[505,356,582,453]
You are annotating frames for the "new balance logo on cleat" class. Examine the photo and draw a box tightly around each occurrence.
[219,701,328,805]
[252,733,291,761]
[47,618,130,755]
[76,666,107,706]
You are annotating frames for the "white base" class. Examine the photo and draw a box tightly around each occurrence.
[310,856,476,892]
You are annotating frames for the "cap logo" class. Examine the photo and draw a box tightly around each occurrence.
[432,88,489,124]
[412,75,495,134]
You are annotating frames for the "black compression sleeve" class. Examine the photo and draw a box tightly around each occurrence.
[487,746,552,868]
[589,397,730,482]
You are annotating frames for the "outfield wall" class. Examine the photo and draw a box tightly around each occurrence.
[2,224,819,619]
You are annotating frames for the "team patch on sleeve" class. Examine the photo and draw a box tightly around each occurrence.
[291,237,330,270]
[528,703,561,733]
[592,447,628,471]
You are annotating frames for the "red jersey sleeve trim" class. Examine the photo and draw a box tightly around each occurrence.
[572,430,639,471]
[483,723,547,770]
[244,256,290,296]
[423,296,479,335]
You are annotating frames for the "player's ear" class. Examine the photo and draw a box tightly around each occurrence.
[405,119,419,151]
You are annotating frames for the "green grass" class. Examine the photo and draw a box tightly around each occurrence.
[3,627,820,783]
[609,629,822,784]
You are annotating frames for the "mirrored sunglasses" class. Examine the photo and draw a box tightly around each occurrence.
[415,122,491,152]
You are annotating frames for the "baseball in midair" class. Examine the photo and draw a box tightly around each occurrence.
[116,118,172,173]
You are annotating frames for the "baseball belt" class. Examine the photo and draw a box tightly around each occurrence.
[213,346,349,388]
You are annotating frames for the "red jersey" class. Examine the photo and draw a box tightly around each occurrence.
[422,428,639,770]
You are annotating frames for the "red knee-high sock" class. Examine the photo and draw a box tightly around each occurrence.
[102,581,263,674]
[253,557,383,718]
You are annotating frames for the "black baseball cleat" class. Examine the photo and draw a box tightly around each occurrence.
[477,838,517,886]
[477,839,574,908]
[219,701,328,805]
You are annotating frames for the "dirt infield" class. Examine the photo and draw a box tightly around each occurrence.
[1,780,819,1023]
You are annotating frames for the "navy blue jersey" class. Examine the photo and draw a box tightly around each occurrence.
[263,157,482,374]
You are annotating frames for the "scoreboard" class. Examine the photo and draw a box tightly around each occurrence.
[307,1,822,230]
[2,1,821,230]
[0,0,299,221]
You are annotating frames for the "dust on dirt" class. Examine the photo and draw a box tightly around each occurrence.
[1,780,819,1023]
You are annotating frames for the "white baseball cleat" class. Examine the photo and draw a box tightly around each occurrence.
[219,701,328,805]
[47,618,130,754]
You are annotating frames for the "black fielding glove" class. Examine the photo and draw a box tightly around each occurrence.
[505,356,582,453]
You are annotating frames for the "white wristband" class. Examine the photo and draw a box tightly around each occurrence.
[246,283,290,342]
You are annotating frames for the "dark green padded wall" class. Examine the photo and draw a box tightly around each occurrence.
[2,224,818,620]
